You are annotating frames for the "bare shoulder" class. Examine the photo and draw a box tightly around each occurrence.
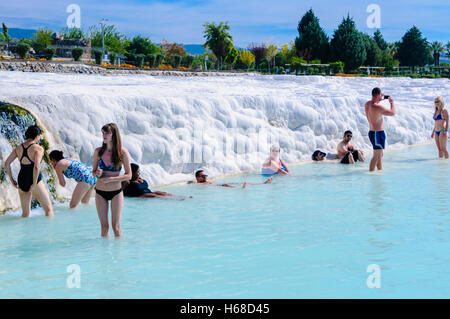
[94,147,102,154]
[33,144,44,152]
[443,109,449,116]
[121,148,130,157]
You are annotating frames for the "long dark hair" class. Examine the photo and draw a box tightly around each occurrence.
[99,123,123,169]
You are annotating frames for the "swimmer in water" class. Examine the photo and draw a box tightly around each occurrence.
[49,150,97,208]
[261,145,290,175]
[123,163,192,199]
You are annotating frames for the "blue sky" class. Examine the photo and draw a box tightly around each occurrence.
[1,0,449,46]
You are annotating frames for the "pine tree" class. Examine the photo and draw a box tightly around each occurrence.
[373,29,388,50]
[330,15,366,72]
[397,26,433,67]
[294,9,329,62]
[361,33,380,66]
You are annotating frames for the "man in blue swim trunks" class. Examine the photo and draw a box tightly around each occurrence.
[365,87,396,171]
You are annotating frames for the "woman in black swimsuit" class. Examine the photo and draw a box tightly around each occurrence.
[92,123,131,237]
[4,125,53,217]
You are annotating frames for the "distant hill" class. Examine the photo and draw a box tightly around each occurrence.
[8,28,37,39]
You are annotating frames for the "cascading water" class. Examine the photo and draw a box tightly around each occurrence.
[0,71,448,213]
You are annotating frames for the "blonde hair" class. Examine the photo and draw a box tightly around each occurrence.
[434,96,445,113]
[270,145,280,152]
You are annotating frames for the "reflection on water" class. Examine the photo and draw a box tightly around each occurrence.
[431,160,449,216]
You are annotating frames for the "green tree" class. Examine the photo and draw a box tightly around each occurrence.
[294,9,329,62]
[2,22,10,55]
[279,41,297,65]
[445,41,450,58]
[375,49,395,68]
[181,55,195,69]
[126,35,161,55]
[224,46,239,69]
[373,29,388,50]
[60,27,85,39]
[88,24,129,55]
[202,21,233,70]
[397,26,433,67]
[431,41,444,66]
[361,33,380,66]
[171,55,181,68]
[330,15,366,72]
[31,28,52,53]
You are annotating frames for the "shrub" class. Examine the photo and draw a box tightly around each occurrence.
[181,55,194,69]
[145,54,156,67]
[93,49,103,64]
[155,54,164,67]
[310,59,321,64]
[135,54,145,67]
[109,52,117,65]
[44,47,55,60]
[172,55,182,68]
[71,47,84,61]
[16,43,30,59]
[125,52,136,65]
[329,61,345,73]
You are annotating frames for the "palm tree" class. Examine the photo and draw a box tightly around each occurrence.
[445,41,450,59]
[431,41,444,66]
[202,22,233,70]
[2,22,10,56]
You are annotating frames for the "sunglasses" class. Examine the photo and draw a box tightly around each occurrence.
[271,150,280,153]
[346,135,353,138]
[435,101,440,104]
[199,174,208,178]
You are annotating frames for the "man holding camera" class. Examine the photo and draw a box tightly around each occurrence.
[365,87,396,172]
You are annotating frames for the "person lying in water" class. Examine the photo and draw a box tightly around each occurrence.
[122,163,190,199]
[312,150,339,162]
[194,170,272,187]
[49,150,97,208]
[261,145,290,175]
[336,130,365,164]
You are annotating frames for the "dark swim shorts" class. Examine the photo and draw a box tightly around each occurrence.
[340,150,360,164]
[368,131,386,150]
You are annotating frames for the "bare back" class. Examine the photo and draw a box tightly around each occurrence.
[365,100,385,131]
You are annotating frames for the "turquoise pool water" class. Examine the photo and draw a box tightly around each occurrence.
[1,143,449,298]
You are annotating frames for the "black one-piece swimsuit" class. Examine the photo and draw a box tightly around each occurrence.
[18,143,42,192]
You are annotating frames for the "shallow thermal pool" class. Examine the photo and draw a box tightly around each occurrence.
[0,143,449,298]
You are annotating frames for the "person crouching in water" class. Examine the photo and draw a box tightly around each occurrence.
[261,145,290,175]
[122,163,183,199]
[336,130,365,164]
[49,150,97,208]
